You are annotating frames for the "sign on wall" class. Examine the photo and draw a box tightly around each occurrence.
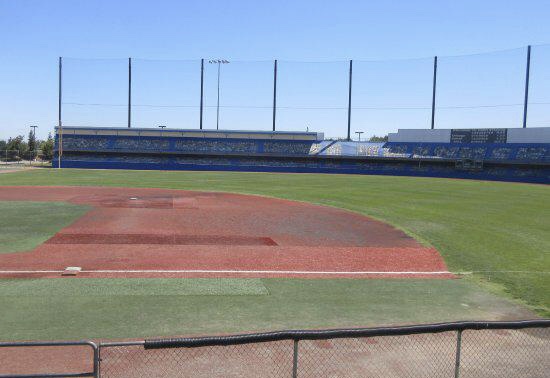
[450,129,507,143]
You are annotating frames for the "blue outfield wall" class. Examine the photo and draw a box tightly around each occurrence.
[53,156,550,184]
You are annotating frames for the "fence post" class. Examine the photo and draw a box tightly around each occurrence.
[347,59,353,141]
[523,45,531,128]
[273,59,278,131]
[128,57,132,128]
[95,343,101,378]
[454,330,462,378]
[200,58,204,130]
[292,339,299,378]
[431,56,437,130]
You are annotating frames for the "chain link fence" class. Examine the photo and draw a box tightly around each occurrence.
[1,320,548,377]
[98,320,550,378]
[1,149,50,167]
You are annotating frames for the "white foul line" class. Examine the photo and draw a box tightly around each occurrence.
[0,269,452,275]
[1,270,547,275]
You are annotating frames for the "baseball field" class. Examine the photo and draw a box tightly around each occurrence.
[0,168,548,341]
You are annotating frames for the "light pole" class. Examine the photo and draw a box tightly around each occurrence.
[158,125,166,137]
[208,59,230,130]
[30,125,38,162]
[355,131,364,141]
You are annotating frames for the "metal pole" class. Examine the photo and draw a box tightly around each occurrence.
[128,57,132,128]
[431,56,437,130]
[292,340,299,378]
[216,62,221,130]
[454,330,462,378]
[58,56,63,169]
[200,59,204,129]
[30,125,38,165]
[273,59,278,131]
[94,343,100,378]
[347,60,353,141]
[523,45,531,128]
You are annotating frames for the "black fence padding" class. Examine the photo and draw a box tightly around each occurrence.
[144,319,550,349]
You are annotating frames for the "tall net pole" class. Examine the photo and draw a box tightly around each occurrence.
[431,56,437,130]
[128,58,132,128]
[58,57,63,168]
[273,59,277,131]
[347,60,353,141]
[523,45,531,128]
[200,59,204,129]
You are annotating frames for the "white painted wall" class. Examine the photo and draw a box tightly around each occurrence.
[388,127,550,143]
[507,127,550,143]
[388,129,451,143]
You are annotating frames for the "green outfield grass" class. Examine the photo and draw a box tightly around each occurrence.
[0,201,89,253]
[0,169,548,340]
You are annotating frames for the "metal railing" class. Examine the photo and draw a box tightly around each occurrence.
[1,320,549,377]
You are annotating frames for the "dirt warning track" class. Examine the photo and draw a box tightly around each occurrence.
[0,186,452,278]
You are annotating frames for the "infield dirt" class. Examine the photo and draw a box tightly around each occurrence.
[0,186,451,279]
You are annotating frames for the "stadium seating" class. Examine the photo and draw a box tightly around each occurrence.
[54,127,549,184]
[59,134,316,156]
[383,142,549,163]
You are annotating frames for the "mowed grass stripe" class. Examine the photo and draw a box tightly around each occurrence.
[0,278,269,296]
[0,278,531,340]
[0,201,90,254]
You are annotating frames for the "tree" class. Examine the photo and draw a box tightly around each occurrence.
[6,135,28,160]
[369,135,388,142]
[40,133,54,161]
[28,130,37,160]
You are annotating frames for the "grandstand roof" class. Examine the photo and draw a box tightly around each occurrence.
[55,126,324,141]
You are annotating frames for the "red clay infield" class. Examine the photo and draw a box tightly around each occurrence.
[0,186,452,279]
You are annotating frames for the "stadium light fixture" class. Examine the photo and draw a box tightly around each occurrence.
[355,131,364,141]
[208,59,230,130]
[158,125,167,129]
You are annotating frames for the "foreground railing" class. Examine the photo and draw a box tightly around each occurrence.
[1,320,549,377]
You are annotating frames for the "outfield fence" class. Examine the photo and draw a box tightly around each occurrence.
[1,320,549,377]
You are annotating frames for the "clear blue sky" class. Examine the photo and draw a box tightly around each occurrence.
[1,0,549,140]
